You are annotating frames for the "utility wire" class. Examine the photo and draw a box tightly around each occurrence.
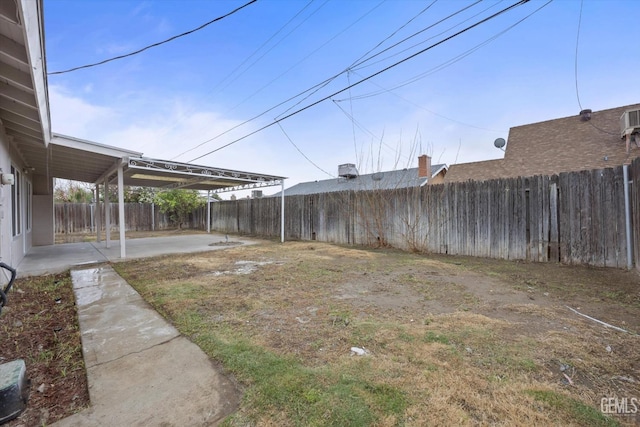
[574,0,584,111]
[277,122,334,177]
[173,0,386,161]
[188,0,530,163]
[167,0,318,160]
[573,0,617,136]
[332,99,413,164]
[48,0,258,75]
[176,0,482,160]
[275,0,474,120]
[349,0,484,73]
[350,0,439,68]
[234,0,385,119]
[335,0,554,133]
[210,0,317,97]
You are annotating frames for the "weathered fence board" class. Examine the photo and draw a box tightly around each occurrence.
[55,203,206,234]
[208,162,638,269]
[58,160,640,269]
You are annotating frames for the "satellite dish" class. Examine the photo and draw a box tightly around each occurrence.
[494,138,506,149]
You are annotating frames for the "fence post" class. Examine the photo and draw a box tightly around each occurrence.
[623,165,632,269]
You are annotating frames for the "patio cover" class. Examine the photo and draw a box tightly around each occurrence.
[33,134,287,258]
[56,135,286,257]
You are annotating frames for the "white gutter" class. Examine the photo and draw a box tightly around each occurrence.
[20,0,51,146]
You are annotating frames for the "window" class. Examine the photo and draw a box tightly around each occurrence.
[26,180,32,232]
[10,165,21,237]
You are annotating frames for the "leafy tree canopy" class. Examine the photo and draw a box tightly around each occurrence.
[153,189,205,229]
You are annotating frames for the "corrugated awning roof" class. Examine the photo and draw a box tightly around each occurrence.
[121,156,286,192]
[50,134,286,193]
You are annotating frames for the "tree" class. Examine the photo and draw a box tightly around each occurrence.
[54,180,94,203]
[123,187,157,203]
[153,189,205,229]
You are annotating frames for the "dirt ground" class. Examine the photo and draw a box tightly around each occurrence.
[116,240,640,426]
[2,234,640,425]
[1,272,89,426]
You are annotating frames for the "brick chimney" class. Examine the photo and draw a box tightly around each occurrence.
[418,155,431,178]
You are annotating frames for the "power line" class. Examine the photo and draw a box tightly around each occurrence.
[574,0,584,111]
[349,0,484,73]
[175,1,484,160]
[349,0,439,68]
[210,0,317,96]
[48,0,258,75]
[188,0,530,163]
[233,0,386,120]
[573,0,617,136]
[332,99,413,164]
[164,1,318,159]
[172,0,386,161]
[277,122,334,178]
[274,0,473,120]
[334,0,554,133]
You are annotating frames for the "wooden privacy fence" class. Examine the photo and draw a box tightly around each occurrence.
[55,203,207,234]
[210,161,640,269]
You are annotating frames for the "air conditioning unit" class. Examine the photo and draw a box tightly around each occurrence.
[251,190,263,198]
[620,109,640,138]
[338,163,358,179]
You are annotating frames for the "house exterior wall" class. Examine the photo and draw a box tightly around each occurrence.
[33,195,53,246]
[428,170,446,185]
[0,127,33,281]
[0,130,11,281]
[32,174,54,246]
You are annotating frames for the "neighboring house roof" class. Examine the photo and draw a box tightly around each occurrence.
[444,103,640,183]
[273,164,447,197]
[443,159,511,183]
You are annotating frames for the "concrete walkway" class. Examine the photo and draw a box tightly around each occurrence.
[15,234,251,426]
[51,266,240,426]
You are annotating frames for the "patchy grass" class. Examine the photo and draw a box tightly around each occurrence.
[114,240,640,426]
[525,390,620,427]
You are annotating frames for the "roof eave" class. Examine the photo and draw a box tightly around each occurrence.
[20,0,51,147]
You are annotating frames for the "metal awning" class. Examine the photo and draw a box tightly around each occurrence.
[121,157,285,193]
[49,134,287,193]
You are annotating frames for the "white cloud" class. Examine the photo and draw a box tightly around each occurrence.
[49,85,118,138]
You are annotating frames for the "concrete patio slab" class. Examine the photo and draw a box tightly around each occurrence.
[17,233,252,278]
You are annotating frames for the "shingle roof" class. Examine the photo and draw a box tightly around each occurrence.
[272,164,446,196]
[444,103,640,183]
[443,159,510,183]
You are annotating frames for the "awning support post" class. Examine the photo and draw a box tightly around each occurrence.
[118,163,126,259]
[95,184,101,243]
[207,190,211,233]
[105,179,110,248]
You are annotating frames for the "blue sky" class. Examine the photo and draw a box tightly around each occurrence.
[44,0,639,195]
